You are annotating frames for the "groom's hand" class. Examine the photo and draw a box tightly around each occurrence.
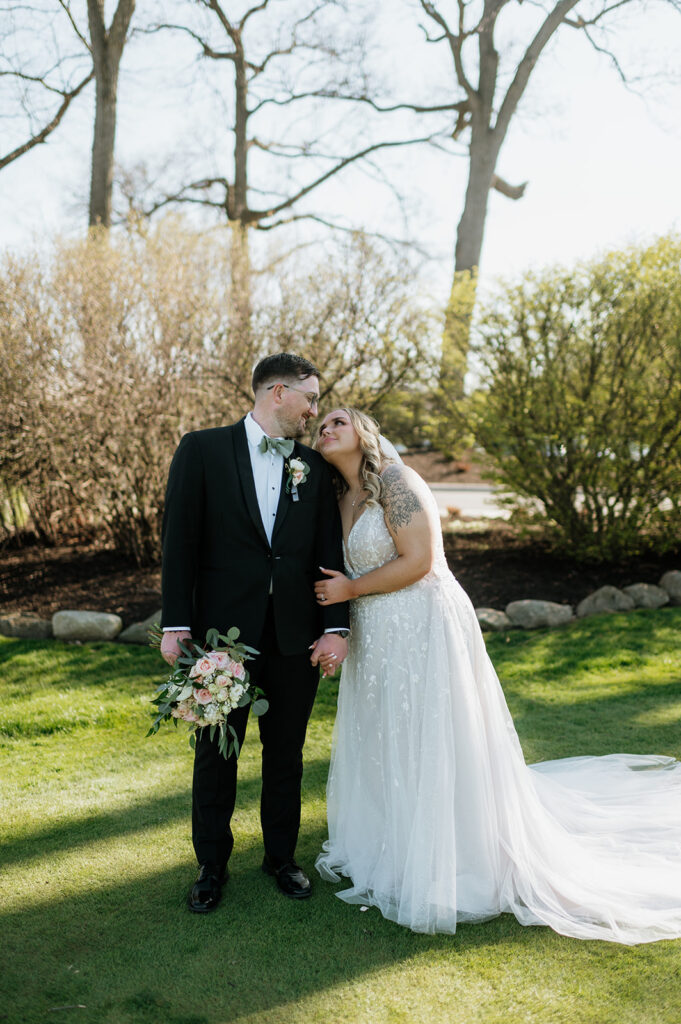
[309,633,348,676]
[160,630,193,666]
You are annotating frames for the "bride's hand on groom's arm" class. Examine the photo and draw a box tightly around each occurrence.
[315,568,356,605]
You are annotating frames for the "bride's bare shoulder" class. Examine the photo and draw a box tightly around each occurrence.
[380,463,430,531]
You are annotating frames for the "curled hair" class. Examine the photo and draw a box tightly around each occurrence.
[314,407,396,506]
[252,353,320,394]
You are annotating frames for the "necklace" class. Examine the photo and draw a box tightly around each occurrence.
[347,486,368,525]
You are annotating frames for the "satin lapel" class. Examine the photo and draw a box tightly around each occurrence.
[233,418,271,550]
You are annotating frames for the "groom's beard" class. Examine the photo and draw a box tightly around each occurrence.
[277,411,311,439]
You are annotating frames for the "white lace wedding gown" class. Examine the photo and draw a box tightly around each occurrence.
[315,500,681,943]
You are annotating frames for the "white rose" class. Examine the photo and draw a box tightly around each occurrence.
[289,458,305,472]
[202,703,221,724]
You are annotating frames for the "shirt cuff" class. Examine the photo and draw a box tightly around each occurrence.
[162,627,191,632]
[324,628,349,635]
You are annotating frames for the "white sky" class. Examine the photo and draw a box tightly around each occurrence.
[1,1,680,297]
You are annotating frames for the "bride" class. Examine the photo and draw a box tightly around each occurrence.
[311,406,681,944]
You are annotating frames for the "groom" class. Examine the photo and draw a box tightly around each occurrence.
[160,353,349,912]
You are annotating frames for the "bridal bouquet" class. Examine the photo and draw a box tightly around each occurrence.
[147,626,267,760]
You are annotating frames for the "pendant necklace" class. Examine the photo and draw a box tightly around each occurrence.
[349,487,367,525]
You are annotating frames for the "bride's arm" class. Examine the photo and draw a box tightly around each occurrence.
[315,465,436,604]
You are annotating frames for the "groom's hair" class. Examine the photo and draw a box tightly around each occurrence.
[252,353,321,394]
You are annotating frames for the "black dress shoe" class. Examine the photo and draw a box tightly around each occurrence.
[188,862,228,914]
[262,856,311,899]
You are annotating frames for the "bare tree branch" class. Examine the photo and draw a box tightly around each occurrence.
[494,0,581,138]
[564,0,636,28]
[57,0,92,52]
[491,173,527,199]
[134,22,237,61]
[419,0,478,104]
[245,134,439,223]
[581,26,630,83]
[250,88,468,116]
[239,0,272,30]
[0,69,93,171]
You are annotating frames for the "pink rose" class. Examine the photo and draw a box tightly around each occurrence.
[193,687,213,705]
[292,470,305,486]
[210,652,232,670]
[228,659,246,681]
[190,656,214,679]
[172,704,199,723]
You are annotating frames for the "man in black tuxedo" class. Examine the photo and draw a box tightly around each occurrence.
[160,353,349,912]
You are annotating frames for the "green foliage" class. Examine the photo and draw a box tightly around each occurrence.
[426,269,478,457]
[471,236,681,559]
[2,615,681,1024]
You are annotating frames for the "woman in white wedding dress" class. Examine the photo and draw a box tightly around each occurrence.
[312,407,681,944]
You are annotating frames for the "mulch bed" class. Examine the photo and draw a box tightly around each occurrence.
[443,527,679,610]
[1,528,678,628]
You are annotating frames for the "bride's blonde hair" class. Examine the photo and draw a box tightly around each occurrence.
[314,406,395,505]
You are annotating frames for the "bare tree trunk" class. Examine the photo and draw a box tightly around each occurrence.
[230,41,252,340]
[87,0,135,229]
[454,129,501,273]
[420,0,582,411]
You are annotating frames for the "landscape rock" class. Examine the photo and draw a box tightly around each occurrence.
[0,612,53,639]
[475,608,512,632]
[576,586,635,618]
[118,610,162,645]
[52,610,123,642]
[621,584,669,609]
[505,600,574,629]
[659,571,681,606]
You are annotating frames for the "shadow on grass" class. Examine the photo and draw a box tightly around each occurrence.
[3,624,681,1022]
[1,755,333,871]
[0,635,162,683]
[0,828,582,1024]
[4,822,679,1024]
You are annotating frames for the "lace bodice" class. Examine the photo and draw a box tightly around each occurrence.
[344,503,397,576]
[344,501,450,582]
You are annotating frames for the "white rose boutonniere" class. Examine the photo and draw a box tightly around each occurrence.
[285,456,310,501]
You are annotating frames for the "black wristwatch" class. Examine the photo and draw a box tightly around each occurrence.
[333,629,350,639]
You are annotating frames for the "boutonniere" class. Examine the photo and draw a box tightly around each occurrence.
[285,456,310,502]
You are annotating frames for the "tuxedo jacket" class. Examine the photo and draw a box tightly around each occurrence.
[161,418,349,656]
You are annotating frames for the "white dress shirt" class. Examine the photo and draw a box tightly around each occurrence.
[164,415,346,636]
[244,411,284,544]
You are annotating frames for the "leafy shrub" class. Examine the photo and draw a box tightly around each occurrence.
[470,236,681,559]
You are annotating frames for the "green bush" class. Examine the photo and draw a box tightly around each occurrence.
[471,236,681,559]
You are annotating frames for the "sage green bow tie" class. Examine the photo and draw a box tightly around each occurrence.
[258,435,295,458]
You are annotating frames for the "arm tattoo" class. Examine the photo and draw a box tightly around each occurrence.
[381,466,423,530]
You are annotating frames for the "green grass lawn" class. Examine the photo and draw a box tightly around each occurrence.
[2,608,681,1024]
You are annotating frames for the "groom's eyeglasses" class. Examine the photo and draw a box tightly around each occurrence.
[267,382,319,410]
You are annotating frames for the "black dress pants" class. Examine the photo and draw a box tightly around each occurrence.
[191,600,320,868]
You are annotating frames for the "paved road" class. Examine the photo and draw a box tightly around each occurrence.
[428,482,508,519]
